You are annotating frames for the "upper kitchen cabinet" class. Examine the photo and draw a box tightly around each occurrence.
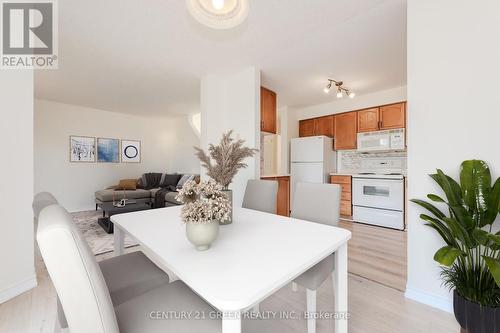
[260,87,277,134]
[299,115,334,138]
[357,107,380,132]
[299,118,315,137]
[380,102,406,130]
[314,115,335,137]
[334,112,357,150]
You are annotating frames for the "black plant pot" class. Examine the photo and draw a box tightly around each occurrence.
[453,290,500,333]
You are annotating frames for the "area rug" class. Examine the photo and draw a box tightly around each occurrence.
[71,210,139,256]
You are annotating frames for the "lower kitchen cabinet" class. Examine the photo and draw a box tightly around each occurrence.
[261,176,290,217]
[330,175,352,216]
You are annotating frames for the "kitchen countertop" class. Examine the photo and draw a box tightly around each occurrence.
[330,172,406,179]
[261,174,290,178]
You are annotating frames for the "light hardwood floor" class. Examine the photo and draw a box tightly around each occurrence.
[339,220,407,291]
[0,244,458,333]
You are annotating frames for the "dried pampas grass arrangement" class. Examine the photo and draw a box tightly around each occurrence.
[194,130,258,189]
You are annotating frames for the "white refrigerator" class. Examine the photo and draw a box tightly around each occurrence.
[290,136,337,207]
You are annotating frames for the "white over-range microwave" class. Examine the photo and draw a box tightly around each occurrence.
[357,129,405,152]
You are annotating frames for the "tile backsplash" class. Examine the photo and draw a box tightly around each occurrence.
[338,150,407,174]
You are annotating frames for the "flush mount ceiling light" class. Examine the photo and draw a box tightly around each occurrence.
[186,0,249,30]
[323,79,355,99]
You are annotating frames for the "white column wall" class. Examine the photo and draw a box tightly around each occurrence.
[200,67,261,207]
[0,71,36,303]
[406,0,500,312]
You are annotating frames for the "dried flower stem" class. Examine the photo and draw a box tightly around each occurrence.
[194,130,258,189]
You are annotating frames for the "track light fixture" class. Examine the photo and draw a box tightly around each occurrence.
[323,79,355,99]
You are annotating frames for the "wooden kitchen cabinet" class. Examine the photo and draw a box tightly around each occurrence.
[260,87,277,133]
[314,115,335,137]
[357,108,380,132]
[299,115,334,138]
[298,101,406,148]
[334,112,357,150]
[330,175,352,216]
[299,119,315,137]
[380,102,405,130]
[261,176,290,217]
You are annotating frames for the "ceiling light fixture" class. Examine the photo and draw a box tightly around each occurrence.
[323,79,355,99]
[186,0,249,30]
[212,0,224,10]
[323,83,332,94]
[336,89,343,99]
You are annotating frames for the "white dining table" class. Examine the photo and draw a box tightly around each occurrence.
[112,206,351,333]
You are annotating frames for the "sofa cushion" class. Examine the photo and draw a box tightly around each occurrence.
[149,188,181,205]
[149,188,161,198]
[140,173,163,190]
[176,174,195,190]
[95,189,151,202]
[116,179,138,191]
[160,174,182,188]
[164,191,182,205]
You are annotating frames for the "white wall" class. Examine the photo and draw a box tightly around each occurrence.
[200,67,260,207]
[406,0,500,312]
[34,100,199,212]
[0,71,36,303]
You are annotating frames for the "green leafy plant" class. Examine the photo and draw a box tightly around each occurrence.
[411,160,500,306]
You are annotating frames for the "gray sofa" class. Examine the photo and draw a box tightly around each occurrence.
[95,173,199,209]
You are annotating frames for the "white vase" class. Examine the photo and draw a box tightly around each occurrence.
[185,220,219,251]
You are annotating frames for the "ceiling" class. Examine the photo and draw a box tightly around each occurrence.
[35,0,407,116]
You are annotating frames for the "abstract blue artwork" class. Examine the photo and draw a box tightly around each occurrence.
[97,138,119,163]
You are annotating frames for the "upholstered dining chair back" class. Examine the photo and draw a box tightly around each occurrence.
[291,182,341,226]
[32,191,58,220]
[36,205,119,333]
[242,179,279,214]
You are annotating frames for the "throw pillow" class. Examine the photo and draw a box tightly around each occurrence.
[161,174,182,188]
[176,174,195,189]
[115,179,138,191]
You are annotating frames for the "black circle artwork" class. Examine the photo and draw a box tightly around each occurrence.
[124,145,138,159]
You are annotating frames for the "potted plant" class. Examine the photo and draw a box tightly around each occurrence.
[176,180,231,251]
[194,130,258,224]
[411,160,500,333]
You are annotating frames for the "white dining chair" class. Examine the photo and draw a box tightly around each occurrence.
[36,203,222,333]
[33,191,58,221]
[242,179,278,214]
[291,182,341,333]
[33,193,175,330]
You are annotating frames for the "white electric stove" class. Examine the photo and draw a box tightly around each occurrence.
[351,173,405,230]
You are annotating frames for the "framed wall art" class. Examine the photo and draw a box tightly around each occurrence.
[69,136,96,162]
[121,140,141,163]
[97,138,120,163]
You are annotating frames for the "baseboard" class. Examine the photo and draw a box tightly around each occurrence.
[405,287,453,313]
[0,275,38,304]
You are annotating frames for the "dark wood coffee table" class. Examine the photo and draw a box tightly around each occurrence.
[97,202,151,233]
